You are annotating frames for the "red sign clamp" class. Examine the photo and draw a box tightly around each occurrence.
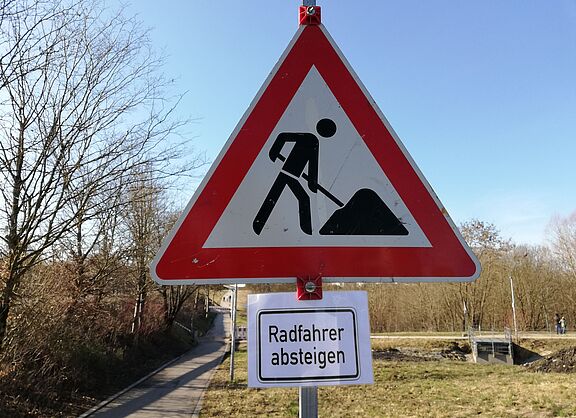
[299,6,321,25]
[296,276,323,300]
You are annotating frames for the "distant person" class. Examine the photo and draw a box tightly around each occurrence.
[554,313,561,334]
[560,316,567,335]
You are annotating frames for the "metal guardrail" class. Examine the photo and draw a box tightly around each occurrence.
[468,327,512,341]
[469,327,514,364]
[174,321,193,334]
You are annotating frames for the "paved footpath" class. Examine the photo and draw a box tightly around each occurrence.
[87,308,230,418]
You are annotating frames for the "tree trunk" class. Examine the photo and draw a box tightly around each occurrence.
[131,274,147,338]
[0,268,20,349]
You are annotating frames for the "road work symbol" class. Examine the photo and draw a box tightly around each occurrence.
[252,119,408,237]
[152,25,481,284]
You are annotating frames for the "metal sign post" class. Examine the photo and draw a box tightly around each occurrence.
[509,276,518,340]
[230,283,238,381]
[299,386,318,418]
[298,3,319,415]
[297,276,322,418]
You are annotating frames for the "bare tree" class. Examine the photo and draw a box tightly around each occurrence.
[0,1,18,23]
[161,285,199,331]
[547,212,576,318]
[125,171,163,336]
[458,219,511,331]
[0,0,199,349]
[509,246,557,330]
[124,169,202,335]
[548,211,576,280]
[360,217,575,334]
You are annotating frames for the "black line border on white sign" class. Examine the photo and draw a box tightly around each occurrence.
[257,308,360,383]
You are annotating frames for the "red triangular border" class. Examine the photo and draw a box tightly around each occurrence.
[152,25,480,284]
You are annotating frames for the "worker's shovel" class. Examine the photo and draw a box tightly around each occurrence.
[276,154,344,207]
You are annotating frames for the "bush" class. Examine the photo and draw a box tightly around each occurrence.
[0,263,196,415]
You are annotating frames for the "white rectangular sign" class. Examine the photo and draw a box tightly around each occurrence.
[248,291,373,387]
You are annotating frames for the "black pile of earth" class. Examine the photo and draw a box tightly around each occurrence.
[440,342,469,361]
[372,344,468,363]
[372,348,434,362]
[527,346,576,373]
[319,188,408,235]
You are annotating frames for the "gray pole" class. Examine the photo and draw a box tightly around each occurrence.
[299,281,318,417]
[463,300,468,336]
[299,2,318,416]
[229,284,238,381]
[508,251,526,340]
[299,386,318,418]
[509,275,518,340]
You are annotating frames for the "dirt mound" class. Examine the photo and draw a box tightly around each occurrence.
[373,342,468,362]
[373,347,434,362]
[440,342,470,361]
[319,188,408,235]
[527,346,576,373]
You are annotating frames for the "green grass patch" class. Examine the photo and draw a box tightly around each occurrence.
[201,343,576,417]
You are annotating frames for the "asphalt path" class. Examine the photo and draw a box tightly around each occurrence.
[86,308,230,418]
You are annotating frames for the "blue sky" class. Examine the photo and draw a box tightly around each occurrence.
[124,1,576,246]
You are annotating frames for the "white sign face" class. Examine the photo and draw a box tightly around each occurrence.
[248,291,373,387]
[204,66,430,249]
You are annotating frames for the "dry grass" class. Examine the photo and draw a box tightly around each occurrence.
[518,338,576,356]
[200,342,576,417]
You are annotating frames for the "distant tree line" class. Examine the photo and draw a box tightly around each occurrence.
[363,216,576,334]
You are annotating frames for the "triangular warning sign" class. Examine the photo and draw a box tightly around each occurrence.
[151,24,481,285]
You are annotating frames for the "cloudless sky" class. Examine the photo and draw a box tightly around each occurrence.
[122,1,576,246]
